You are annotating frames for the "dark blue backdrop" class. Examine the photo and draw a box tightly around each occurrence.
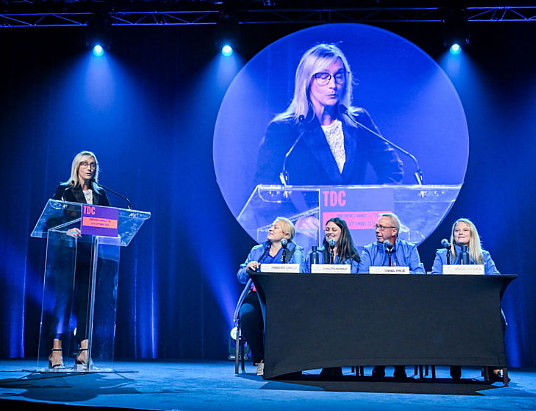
[0,23,534,367]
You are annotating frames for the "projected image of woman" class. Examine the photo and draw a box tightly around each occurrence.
[254,43,404,186]
[47,151,112,370]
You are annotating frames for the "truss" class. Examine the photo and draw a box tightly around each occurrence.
[1,2,535,28]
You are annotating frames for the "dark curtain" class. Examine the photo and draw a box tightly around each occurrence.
[0,23,535,366]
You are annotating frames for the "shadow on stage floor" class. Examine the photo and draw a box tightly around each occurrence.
[1,360,536,410]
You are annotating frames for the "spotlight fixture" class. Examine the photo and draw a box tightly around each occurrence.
[215,7,239,54]
[442,6,470,51]
[449,43,462,56]
[92,44,104,57]
[86,11,112,52]
[221,44,233,57]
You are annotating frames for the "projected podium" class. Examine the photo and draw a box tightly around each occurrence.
[31,199,150,372]
[238,184,461,250]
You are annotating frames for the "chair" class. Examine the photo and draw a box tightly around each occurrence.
[233,278,253,374]
[483,366,510,386]
[415,365,436,379]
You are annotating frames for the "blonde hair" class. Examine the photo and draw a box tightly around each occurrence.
[273,43,355,125]
[67,151,100,187]
[273,217,296,241]
[450,218,484,264]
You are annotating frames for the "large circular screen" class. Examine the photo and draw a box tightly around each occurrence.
[214,23,468,249]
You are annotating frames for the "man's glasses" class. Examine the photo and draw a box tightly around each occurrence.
[375,225,396,231]
[313,71,347,86]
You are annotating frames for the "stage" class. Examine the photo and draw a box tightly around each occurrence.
[1,360,536,410]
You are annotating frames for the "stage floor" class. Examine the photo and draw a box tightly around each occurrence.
[1,360,536,410]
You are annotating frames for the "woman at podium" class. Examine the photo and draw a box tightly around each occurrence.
[254,43,404,187]
[47,151,110,370]
[236,217,305,376]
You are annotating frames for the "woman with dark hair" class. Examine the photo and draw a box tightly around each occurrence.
[306,217,360,273]
[305,217,359,377]
[47,151,111,370]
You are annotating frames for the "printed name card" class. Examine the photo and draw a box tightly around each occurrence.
[81,205,119,237]
[442,265,485,275]
[369,266,410,274]
[311,264,351,274]
[260,264,300,273]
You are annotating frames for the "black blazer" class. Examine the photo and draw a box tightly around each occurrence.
[255,106,404,186]
[52,183,111,207]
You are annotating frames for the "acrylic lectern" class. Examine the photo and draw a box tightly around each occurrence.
[31,199,150,372]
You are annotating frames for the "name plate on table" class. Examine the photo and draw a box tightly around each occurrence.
[81,204,118,237]
[260,264,300,273]
[443,265,485,275]
[369,266,410,274]
[311,264,351,274]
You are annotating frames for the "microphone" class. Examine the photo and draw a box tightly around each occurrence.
[442,238,452,265]
[460,245,470,265]
[328,239,336,264]
[281,238,289,263]
[279,115,305,186]
[384,240,394,266]
[97,184,133,209]
[341,106,424,185]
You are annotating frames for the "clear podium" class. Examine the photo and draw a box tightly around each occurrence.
[31,199,151,372]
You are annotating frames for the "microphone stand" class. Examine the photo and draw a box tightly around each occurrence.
[328,244,336,265]
[387,249,393,267]
[281,239,288,264]
[384,241,394,266]
[279,135,303,187]
[343,108,424,185]
[279,115,306,187]
[460,246,469,265]
[98,184,133,209]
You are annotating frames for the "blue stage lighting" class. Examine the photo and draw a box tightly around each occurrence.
[93,44,104,57]
[222,45,233,57]
[449,44,462,55]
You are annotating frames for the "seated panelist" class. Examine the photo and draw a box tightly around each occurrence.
[236,217,305,376]
[306,217,360,273]
[358,213,425,380]
[359,213,425,274]
[431,218,499,275]
[431,218,504,382]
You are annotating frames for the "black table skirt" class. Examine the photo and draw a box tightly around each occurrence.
[250,273,516,379]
